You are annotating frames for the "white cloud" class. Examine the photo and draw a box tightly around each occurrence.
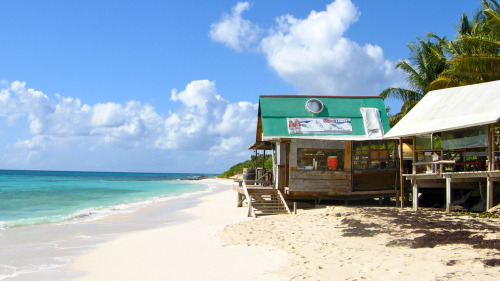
[91,103,126,128]
[209,2,261,52]
[170,79,221,113]
[13,135,47,151]
[0,80,258,168]
[157,80,258,154]
[0,86,21,125]
[212,0,400,95]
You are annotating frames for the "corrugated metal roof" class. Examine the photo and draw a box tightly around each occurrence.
[384,80,500,138]
[258,96,390,141]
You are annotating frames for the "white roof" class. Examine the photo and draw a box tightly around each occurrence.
[384,80,500,138]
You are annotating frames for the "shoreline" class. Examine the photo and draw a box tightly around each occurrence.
[4,177,499,280]
[67,178,289,281]
[1,178,268,281]
[0,172,215,231]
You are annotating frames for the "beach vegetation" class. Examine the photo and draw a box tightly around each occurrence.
[382,0,500,126]
[428,0,500,90]
[219,154,273,178]
[454,210,499,218]
[422,209,499,218]
[380,36,448,126]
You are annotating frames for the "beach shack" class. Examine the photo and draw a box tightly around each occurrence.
[248,95,399,204]
[384,80,500,212]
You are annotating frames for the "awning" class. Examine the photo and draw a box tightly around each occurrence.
[384,80,500,138]
[248,141,273,150]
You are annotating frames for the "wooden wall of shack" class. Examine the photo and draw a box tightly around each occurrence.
[288,139,351,196]
[272,139,398,200]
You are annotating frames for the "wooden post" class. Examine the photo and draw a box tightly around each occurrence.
[486,124,494,211]
[431,133,434,149]
[287,142,291,188]
[283,142,288,188]
[412,179,418,211]
[489,124,494,171]
[271,143,276,189]
[412,136,417,174]
[431,133,435,173]
[263,148,266,169]
[255,149,258,172]
[412,136,418,211]
[242,181,255,217]
[399,138,404,208]
[346,141,354,192]
[445,176,452,213]
[293,202,297,214]
[275,143,280,190]
[492,124,497,170]
[396,190,400,207]
[440,149,444,174]
[237,192,244,207]
[487,178,494,211]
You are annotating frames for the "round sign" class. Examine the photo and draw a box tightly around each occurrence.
[305,98,324,114]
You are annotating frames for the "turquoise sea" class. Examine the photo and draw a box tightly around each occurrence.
[0,170,215,229]
[0,170,222,280]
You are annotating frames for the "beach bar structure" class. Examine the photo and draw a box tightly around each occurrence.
[248,95,400,204]
[384,80,500,212]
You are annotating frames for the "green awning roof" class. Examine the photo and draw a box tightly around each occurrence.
[257,95,390,141]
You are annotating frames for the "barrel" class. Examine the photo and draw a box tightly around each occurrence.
[327,156,338,170]
[242,168,256,183]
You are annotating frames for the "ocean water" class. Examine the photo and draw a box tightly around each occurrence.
[0,170,214,229]
[0,170,222,280]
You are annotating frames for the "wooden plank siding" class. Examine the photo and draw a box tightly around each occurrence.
[283,139,399,197]
[288,168,351,193]
[407,178,485,189]
[286,139,351,194]
[352,170,398,191]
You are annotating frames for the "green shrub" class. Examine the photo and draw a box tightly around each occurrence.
[219,154,273,178]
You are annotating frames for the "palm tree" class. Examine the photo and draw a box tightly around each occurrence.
[380,37,448,126]
[428,0,500,90]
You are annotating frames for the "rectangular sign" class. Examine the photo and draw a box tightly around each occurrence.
[287,118,352,134]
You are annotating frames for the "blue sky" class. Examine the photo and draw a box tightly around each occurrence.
[0,0,481,173]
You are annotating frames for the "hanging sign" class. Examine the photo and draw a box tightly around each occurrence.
[287,118,352,134]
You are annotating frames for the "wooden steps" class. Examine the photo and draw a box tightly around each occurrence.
[242,182,291,217]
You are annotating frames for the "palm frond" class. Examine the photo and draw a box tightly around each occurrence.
[380,88,423,102]
[458,36,500,48]
[426,73,456,91]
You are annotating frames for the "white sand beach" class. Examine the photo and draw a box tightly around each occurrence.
[68,178,500,281]
[68,179,288,281]
[223,206,500,280]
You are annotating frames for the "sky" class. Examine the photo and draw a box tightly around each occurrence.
[0,0,482,173]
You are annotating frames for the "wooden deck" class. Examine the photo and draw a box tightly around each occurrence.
[283,188,398,203]
[403,170,500,212]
